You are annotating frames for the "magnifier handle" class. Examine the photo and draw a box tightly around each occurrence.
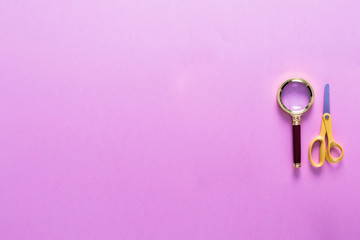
[292,125,301,168]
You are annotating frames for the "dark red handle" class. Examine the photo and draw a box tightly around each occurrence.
[292,125,301,167]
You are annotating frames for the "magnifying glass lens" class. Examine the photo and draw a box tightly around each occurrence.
[281,82,311,111]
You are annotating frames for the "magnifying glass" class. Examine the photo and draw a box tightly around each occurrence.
[277,78,314,168]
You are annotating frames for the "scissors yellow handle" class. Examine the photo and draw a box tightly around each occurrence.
[309,113,344,167]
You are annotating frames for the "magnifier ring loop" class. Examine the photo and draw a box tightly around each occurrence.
[277,78,315,119]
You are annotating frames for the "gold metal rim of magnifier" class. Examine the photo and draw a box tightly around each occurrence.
[277,78,315,124]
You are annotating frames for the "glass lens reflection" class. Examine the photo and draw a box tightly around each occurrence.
[281,82,311,112]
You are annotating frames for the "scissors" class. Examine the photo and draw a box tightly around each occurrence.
[309,84,344,167]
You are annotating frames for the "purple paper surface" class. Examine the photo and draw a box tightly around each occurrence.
[1,0,360,239]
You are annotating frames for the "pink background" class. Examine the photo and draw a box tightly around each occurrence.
[1,0,360,239]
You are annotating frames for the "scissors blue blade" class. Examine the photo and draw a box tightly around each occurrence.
[323,83,330,115]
